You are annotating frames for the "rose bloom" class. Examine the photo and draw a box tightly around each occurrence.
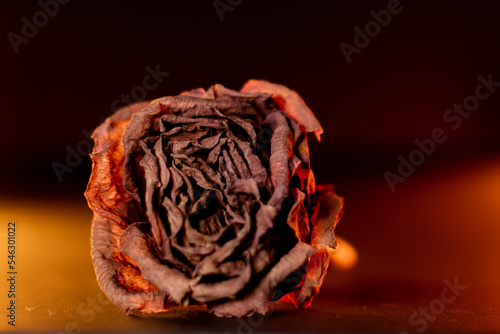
[85,80,343,317]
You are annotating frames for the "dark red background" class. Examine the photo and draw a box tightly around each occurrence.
[2,0,499,195]
[2,1,500,330]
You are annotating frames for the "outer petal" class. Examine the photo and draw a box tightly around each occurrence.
[85,102,176,313]
[85,101,150,227]
[281,186,344,308]
[91,217,172,314]
[240,79,323,141]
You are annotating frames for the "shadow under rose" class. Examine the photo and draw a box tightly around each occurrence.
[127,304,306,333]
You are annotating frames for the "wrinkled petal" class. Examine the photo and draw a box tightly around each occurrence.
[241,79,323,141]
[207,242,316,317]
[281,187,344,308]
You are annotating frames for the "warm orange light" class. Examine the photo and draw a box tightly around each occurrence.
[329,237,358,270]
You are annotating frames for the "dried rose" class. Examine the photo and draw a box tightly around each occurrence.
[85,80,343,317]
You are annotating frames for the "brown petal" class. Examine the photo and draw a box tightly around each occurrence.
[282,187,344,308]
[207,242,316,317]
[190,255,252,303]
[85,101,150,227]
[264,111,293,210]
[240,79,323,141]
[310,186,344,249]
[91,217,172,314]
[118,222,193,306]
[286,189,311,244]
